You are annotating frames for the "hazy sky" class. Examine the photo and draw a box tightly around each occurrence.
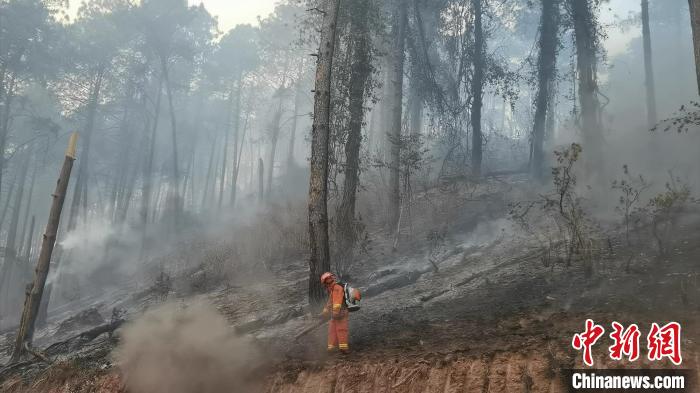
[188,0,278,31]
[67,1,279,31]
[65,0,640,55]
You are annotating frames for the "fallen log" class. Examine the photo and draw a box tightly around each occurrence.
[44,318,124,356]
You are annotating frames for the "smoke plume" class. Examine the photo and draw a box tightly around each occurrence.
[115,302,262,393]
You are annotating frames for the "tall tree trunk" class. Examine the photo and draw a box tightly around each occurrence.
[308,0,341,305]
[267,93,284,199]
[258,157,264,202]
[470,0,485,178]
[219,83,235,209]
[67,68,104,232]
[18,161,37,257]
[201,133,218,211]
[570,0,603,174]
[11,134,77,361]
[24,216,35,262]
[641,0,657,127]
[232,92,252,208]
[141,76,161,228]
[335,0,372,271]
[0,149,30,317]
[230,72,243,205]
[387,0,406,233]
[160,56,180,218]
[139,76,161,261]
[0,74,17,201]
[0,172,17,233]
[689,0,700,94]
[531,0,560,179]
[288,62,304,169]
[408,81,423,137]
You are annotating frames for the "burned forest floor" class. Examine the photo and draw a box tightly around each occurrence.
[1,175,699,392]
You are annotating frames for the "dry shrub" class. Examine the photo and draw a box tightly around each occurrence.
[234,202,308,270]
[115,302,262,393]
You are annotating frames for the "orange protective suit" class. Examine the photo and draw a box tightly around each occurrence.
[323,282,349,351]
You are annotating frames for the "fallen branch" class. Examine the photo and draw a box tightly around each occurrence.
[44,319,124,356]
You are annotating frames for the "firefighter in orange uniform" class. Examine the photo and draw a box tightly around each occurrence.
[320,272,349,353]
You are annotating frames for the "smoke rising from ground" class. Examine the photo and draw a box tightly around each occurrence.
[115,302,262,393]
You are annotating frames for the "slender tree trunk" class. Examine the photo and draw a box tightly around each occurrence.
[387,0,406,232]
[408,82,423,137]
[230,72,243,205]
[67,68,104,232]
[308,0,341,305]
[160,56,180,218]
[258,157,264,202]
[336,0,372,268]
[0,172,17,233]
[219,83,234,209]
[570,0,603,174]
[287,64,303,169]
[141,76,161,228]
[471,0,485,178]
[116,147,142,224]
[201,133,218,211]
[267,93,284,199]
[232,93,252,208]
[0,149,30,314]
[0,74,17,200]
[531,0,560,179]
[18,161,37,257]
[24,216,35,262]
[11,134,77,362]
[689,0,700,94]
[641,0,657,128]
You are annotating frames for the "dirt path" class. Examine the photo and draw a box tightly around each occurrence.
[265,311,700,392]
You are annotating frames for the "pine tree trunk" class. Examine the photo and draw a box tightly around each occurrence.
[689,0,700,94]
[408,82,423,137]
[288,62,304,169]
[641,0,657,128]
[201,133,218,211]
[141,76,161,229]
[232,94,251,208]
[219,83,234,209]
[18,162,37,257]
[336,0,372,270]
[0,74,17,201]
[531,0,559,179]
[0,149,30,316]
[67,68,104,232]
[308,0,341,305]
[0,172,17,234]
[267,94,284,199]
[470,0,485,178]
[570,0,603,174]
[160,56,180,219]
[11,134,77,362]
[230,73,243,205]
[387,0,406,232]
[258,157,264,202]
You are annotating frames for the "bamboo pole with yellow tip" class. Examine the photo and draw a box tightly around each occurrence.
[10,133,78,362]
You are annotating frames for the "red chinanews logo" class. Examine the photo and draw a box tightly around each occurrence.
[572,319,682,367]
